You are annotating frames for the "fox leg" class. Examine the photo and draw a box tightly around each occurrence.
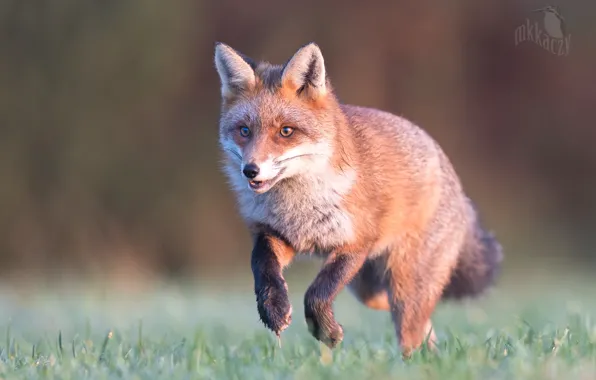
[386,273,441,357]
[348,256,437,349]
[304,252,367,348]
[385,246,453,357]
[347,256,391,311]
[250,226,295,336]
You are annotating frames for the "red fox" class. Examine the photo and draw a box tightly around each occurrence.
[214,42,503,356]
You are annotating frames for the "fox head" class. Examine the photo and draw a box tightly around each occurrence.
[214,42,342,194]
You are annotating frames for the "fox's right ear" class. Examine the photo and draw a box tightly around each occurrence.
[214,43,256,99]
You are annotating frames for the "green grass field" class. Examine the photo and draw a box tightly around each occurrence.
[0,272,594,379]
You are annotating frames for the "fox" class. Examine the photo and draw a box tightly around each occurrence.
[213,41,503,357]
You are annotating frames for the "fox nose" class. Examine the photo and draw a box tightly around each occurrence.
[242,163,260,179]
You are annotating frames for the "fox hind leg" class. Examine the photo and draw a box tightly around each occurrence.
[347,253,441,356]
[385,244,457,357]
[386,276,440,357]
[348,255,438,354]
[347,256,391,311]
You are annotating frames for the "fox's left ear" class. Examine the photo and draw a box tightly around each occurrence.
[281,43,327,100]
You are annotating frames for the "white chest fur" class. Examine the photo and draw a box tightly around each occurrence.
[224,164,356,253]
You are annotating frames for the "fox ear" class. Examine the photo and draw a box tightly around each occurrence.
[281,43,327,99]
[214,43,256,98]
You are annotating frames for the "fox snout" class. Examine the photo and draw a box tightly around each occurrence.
[241,160,277,180]
[241,159,283,194]
[242,163,260,179]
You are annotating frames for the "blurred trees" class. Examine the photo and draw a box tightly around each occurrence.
[1,0,595,281]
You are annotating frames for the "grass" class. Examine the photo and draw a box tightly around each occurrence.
[0,273,594,379]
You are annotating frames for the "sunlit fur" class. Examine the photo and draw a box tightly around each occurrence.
[214,42,503,356]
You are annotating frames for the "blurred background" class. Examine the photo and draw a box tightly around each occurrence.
[1,0,595,292]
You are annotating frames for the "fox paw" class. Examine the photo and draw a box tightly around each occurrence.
[304,299,343,348]
[256,280,292,335]
[305,315,344,348]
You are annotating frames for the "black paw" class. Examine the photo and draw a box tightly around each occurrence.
[304,298,344,348]
[255,280,292,335]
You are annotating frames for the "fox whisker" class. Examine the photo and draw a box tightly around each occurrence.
[224,148,242,161]
[276,153,326,164]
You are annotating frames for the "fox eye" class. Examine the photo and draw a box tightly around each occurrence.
[280,126,294,137]
[239,126,250,137]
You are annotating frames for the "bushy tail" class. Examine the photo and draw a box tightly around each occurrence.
[442,204,504,300]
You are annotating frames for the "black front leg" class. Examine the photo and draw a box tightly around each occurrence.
[250,229,295,336]
[304,252,367,348]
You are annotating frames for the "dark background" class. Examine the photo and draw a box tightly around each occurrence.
[1,0,594,288]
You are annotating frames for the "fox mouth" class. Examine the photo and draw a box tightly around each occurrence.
[247,169,285,194]
[248,179,272,192]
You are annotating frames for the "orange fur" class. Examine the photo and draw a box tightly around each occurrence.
[214,42,503,356]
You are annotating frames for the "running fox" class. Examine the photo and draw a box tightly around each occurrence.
[214,42,503,356]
